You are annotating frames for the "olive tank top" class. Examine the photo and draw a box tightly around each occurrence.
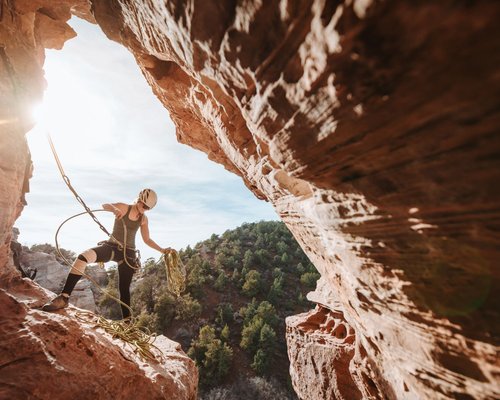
[111,206,141,249]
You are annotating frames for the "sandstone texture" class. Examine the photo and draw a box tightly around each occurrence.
[0,275,198,400]
[1,0,499,399]
[0,1,197,399]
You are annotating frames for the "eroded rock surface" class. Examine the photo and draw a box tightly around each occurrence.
[0,1,197,399]
[0,275,197,400]
[1,0,499,399]
[287,306,363,400]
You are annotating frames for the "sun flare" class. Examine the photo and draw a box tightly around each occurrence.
[30,55,114,156]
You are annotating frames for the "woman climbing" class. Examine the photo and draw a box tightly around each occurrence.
[42,188,173,319]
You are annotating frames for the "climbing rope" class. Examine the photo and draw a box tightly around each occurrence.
[47,134,186,361]
[163,251,186,297]
[47,134,111,237]
[74,311,164,362]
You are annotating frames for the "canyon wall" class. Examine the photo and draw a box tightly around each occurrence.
[1,0,499,399]
[0,1,197,399]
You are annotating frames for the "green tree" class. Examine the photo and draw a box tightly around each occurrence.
[187,262,206,289]
[154,291,176,332]
[259,323,277,352]
[215,252,228,269]
[255,235,264,248]
[255,301,279,328]
[208,233,219,250]
[267,275,284,305]
[175,293,202,321]
[240,298,259,324]
[240,266,249,281]
[225,255,237,269]
[203,340,233,384]
[251,348,269,375]
[182,244,195,258]
[242,270,262,297]
[305,262,317,273]
[99,287,122,320]
[215,303,233,326]
[281,252,289,265]
[201,260,212,274]
[276,241,288,254]
[188,325,233,386]
[272,267,283,279]
[295,262,305,276]
[242,321,277,375]
[240,317,264,353]
[220,324,230,343]
[136,310,159,332]
[297,291,309,307]
[300,271,320,288]
[188,325,216,361]
[142,257,159,274]
[214,270,228,292]
[243,250,254,269]
[132,275,156,313]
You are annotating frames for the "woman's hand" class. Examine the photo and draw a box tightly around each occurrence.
[162,247,175,255]
[112,206,125,219]
[103,203,126,219]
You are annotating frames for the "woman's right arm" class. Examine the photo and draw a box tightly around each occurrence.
[102,202,126,219]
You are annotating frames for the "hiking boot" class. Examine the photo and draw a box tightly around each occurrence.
[42,294,69,312]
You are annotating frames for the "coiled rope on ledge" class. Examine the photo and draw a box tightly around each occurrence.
[47,134,186,361]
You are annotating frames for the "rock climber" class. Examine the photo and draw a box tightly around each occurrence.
[42,188,173,319]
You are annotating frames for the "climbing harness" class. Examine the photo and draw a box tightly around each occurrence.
[47,134,186,361]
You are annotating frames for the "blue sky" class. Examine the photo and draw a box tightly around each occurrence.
[17,17,278,261]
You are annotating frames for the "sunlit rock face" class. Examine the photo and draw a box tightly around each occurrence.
[90,1,500,398]
[1,0,499,399]
[0,282,198,399]
[0,1,197,399]
[287,305,363,400]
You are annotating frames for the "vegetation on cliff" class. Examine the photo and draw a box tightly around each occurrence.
[99,220,319,396]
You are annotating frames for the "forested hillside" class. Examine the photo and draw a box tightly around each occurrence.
[100,221,320,398]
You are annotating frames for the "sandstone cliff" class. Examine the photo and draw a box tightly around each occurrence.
[0,1,197,399]
[1,1,499,399]
[0,276,198,399]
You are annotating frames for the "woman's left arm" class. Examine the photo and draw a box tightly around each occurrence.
[140,215,173,253]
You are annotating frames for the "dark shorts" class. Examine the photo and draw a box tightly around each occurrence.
[87,241,139,319]
[91,241,140,270]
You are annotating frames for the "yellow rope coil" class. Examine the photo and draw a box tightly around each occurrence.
[75,311,164,362]
[163,251,186,297]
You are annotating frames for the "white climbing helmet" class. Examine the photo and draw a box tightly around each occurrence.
[137,188,157,209]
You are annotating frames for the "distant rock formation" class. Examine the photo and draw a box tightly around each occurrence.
[16,245,108,313]
[1,1,499,399]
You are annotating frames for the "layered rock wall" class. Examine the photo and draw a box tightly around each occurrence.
[1,0,499,399]
[89,1,500,398]
[0,1,197,398]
